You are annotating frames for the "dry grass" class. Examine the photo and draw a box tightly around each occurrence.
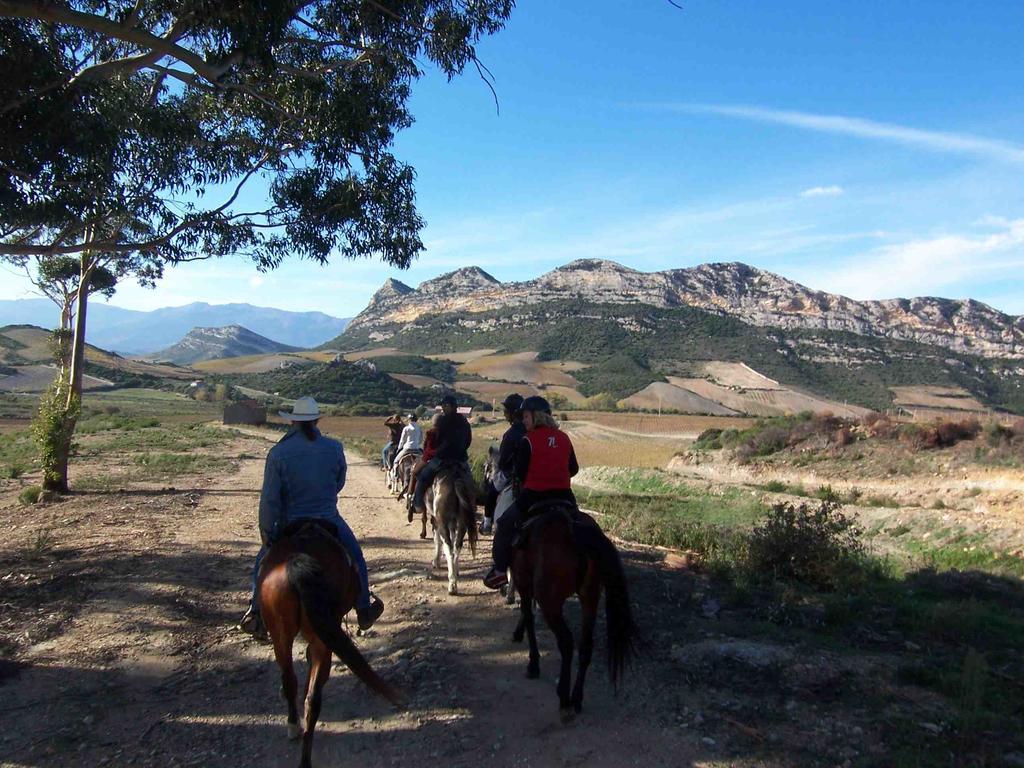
[459,351,580,386]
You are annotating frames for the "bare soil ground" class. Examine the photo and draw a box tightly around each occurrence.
[2,422,1022,767]
[0,427,730,768]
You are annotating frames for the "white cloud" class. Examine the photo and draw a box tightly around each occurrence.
[647,103,1024,164]
[810,217,1024,302]
[248,275,265,288]
[800,185,844,198]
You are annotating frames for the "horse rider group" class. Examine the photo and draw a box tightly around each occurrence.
[240,389,579,637]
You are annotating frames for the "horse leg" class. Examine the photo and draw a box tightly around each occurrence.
[300,639,332,768]
[432,525,442,569]
[519,584,541,679]
[271,635,301,740]
[443,531,457,595]
[571,580,600,713]
[542,603,576,718]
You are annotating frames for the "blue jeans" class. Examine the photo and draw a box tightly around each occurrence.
[251,515,371,611]
[412,457,443,510]
[381,442,392,468]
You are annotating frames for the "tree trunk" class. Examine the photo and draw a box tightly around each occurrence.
[44,250,95,493]
[66,258,92,410]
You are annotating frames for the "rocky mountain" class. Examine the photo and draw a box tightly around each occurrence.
[326,261,1024,414]
[342,260,1022,359]
[149,325,299,365]
[0,299,351,354]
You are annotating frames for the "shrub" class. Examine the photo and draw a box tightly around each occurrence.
[18,485,42,505]
[693,428,723,450]
[102,405,121,415]
[900,417,982,450]
[2,464,25,479]
[763,479,788,493]
[746,501,865,590]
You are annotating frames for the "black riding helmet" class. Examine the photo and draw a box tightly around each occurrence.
[519,395,551,415]
[501,393,524,412]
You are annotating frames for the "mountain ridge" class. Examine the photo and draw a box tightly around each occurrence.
[341,259,1022,359]
[148,325,300,365]
[0,299,351,353]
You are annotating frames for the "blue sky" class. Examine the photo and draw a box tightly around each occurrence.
[3,0,1023,318]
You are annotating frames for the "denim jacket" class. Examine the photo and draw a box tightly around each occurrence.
[258,427,347,541]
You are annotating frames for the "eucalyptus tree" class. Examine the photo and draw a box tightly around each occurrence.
[0,0,514,490]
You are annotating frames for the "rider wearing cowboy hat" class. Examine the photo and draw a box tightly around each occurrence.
[240,397,385,639]
[483,395,579,589]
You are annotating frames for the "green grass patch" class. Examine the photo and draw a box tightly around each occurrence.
[0,428,36,475]
[134,452,231,477]
[18,485,41,505]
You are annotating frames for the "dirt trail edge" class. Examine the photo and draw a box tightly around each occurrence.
[1,430,743,768]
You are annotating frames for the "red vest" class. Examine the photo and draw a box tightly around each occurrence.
[523,426,573,491]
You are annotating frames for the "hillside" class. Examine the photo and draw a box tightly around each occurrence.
[149,325,300,365]
[0,325,195,393]
[328,265,1024,415]
[0,299,351,353]
[216,358,475,414]
[336,260,1023,360]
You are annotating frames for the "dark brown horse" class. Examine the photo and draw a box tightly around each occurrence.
[511,507,634,719]
[259,521,405,768]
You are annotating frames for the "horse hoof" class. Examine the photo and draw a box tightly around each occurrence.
[526,666,540,680]
[287,722,303,740]
[559,707,576,724]
[420,531,427,539]
[512,630,524,643]
[448,585,458,596]
[573,700,583,714]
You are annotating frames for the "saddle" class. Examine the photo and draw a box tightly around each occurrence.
[436,460,473,482]
[275,518,353,568]
[512,501,592,550]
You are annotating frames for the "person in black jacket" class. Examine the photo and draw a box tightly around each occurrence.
[481,393,525,534]
[411,394,472,514]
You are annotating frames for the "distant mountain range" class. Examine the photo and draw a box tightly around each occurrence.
[148,325,300,365]
[0,299,350,353]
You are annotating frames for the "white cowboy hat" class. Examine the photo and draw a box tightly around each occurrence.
[279,396,321,421]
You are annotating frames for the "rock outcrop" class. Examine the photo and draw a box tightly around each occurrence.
[149,325,299,365]
[345,260,1022,359]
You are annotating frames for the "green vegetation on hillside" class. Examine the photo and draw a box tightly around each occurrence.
[219,359,480,414]
[334,301,1024,413]
[370,354,455,383]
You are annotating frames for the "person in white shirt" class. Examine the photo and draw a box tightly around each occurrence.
[391,413,423,482]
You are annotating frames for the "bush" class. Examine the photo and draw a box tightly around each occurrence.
[693,428,723,450]
[899,417,982,450]
[18,485,42,505]
[102,405,121,415]
[2,464,25,479]
[746,501,865,590]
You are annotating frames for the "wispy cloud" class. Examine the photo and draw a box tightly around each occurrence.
[800,185,844,198]
[647,103,1024,164]
[809,217,1024,304]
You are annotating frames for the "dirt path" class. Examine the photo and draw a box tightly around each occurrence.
[1,433,737,768]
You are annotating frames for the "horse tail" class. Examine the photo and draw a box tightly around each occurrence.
[573,522,634,690]
[285,554,406,708]
[455,474,478,556]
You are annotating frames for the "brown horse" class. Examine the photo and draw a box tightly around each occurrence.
[259,520,405,768]
[511,506,634,719]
